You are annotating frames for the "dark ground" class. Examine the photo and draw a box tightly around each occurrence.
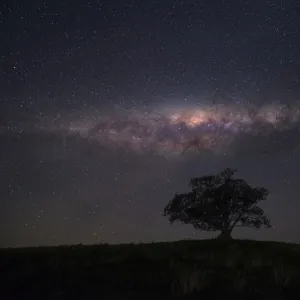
[1,239,300,300]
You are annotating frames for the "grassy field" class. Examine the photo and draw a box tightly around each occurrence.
[2,239,300,299]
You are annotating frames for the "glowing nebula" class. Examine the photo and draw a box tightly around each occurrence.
[56,102,300,156]
[2,101,300,156]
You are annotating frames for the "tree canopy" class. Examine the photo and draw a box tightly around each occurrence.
[163,168,271,240]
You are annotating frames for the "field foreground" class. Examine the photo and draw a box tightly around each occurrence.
[2,239,300,299]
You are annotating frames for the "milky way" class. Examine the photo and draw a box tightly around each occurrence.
[2,101,300,157]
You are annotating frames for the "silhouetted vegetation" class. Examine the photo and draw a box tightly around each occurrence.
[0,171,290,299]
[2,239,300,299]
[164,168,271,240]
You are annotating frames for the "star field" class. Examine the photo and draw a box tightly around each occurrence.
[0,0,300,247]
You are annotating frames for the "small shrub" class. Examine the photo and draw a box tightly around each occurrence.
[272,265,292,288]
[225,258,236,268]
[233,270,248,293]
[171,267,213,295]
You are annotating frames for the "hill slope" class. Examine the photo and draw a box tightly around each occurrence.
[2,239,300,299]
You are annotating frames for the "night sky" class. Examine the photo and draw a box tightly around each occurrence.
[1,0,300,247]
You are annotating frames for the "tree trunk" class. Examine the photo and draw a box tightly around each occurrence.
[217,228,233,241]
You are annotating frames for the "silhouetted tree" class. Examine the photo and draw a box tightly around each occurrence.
[163,168,271,240]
